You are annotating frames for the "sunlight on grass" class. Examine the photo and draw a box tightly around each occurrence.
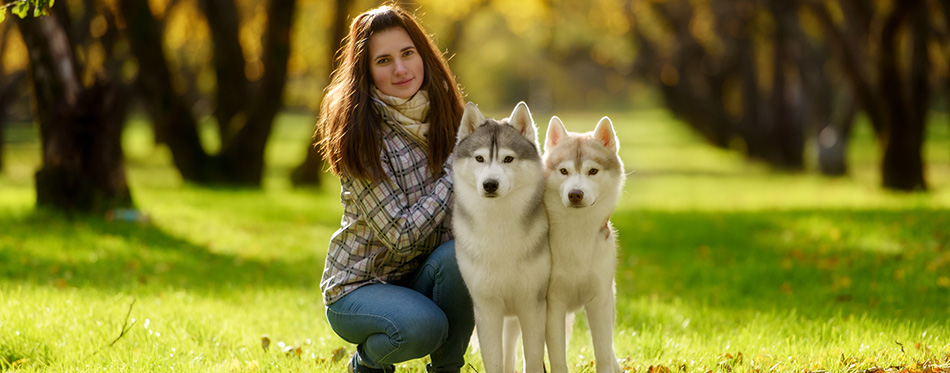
[2,109,949,371]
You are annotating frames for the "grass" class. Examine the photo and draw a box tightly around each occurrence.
[1,109,949,372]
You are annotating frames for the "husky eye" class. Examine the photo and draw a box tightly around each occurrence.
[475,156,484,163]
[503,156,514,163]
[559,168,568,175]
[589,169,599,175]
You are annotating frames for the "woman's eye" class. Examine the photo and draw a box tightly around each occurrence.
[475,156,484,163]
[559,168,568,175]
[503,156,514,163]
[403,50,415,57]
[589,169,599,175]
[376,58,389,64]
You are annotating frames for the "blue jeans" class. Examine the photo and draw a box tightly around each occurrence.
[326,240,474,372]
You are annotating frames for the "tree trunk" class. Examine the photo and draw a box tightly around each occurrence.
[199,0,249,141]
[878,0,928,191]
[0,71,26,173]
[292,0,352,187]
[219,0,296,185]
[767,0,805,170]
[810,0,931,191]
[881,116,926,191]
[120,0,296,187]
[783,1,853,177]
[118,0,215,182]
[17,4,132,213]
[0,23,8,173]
[816,92,856,176]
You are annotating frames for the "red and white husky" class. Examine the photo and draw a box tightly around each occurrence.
[543,115,625,373]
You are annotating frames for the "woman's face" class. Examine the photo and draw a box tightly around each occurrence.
[368,27,425,99]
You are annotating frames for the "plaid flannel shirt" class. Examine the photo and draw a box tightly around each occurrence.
[320,115,454,306]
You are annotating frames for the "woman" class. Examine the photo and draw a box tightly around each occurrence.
[316,4,472,373]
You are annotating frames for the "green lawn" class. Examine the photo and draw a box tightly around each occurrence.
[1,109,949,372]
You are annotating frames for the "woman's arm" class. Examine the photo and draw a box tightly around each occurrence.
[343,157,453,256]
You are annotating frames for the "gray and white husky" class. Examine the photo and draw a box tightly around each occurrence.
[543,116,625,373]
[453,102,550,373]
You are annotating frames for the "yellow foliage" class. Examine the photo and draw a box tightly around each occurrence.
[245,60,264,82]
[491,0,549,37]
[418,0,484,21]
[1,27,28,73]
[239,2,267,62]
[82,42,106,87]
[589,0,630,36]
[148,0,169,18]
[164,0,210,57]
[90,14,109,38]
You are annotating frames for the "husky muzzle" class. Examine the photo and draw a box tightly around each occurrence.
[482,179,499,197]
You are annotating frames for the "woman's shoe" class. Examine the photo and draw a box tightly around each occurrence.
[348,352,395,373]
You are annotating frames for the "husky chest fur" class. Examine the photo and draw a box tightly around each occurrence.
[453,102,550,373]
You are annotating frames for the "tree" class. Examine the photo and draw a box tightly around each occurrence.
[289,0,354,188]
[807,0,936,191]
[630,0,809,170]
[15,0,132,213]
[118,0,297,187]
[628,0,943,185]
[0,0,54,23]
[1,22,27,172]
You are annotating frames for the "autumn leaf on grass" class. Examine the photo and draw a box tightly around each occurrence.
[717,352,743,372]
[228,359,259,372]
[283,345,302,358]
[618,357,636,372]
[331,347,347,362]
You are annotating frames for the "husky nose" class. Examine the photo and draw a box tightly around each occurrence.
[568,189,584,204]
[483,180,499,194]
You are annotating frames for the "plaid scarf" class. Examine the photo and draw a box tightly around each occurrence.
[371,86,431,144]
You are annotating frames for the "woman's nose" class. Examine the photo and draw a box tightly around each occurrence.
[393,59,407,75]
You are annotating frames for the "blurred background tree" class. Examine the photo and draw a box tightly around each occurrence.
[8,0,132,212]
[1,0,948,213]
[117,0,295,186]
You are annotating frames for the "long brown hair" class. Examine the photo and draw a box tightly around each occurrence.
[316,4,464,182]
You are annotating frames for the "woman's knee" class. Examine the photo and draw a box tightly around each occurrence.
[389,310,449,359]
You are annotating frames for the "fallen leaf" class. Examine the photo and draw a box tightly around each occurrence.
[331,347,347,362]
[283,346,302,358]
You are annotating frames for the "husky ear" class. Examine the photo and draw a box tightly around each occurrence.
[457,102,484,144]
[544,116,568,152]
[593,116,619,153]
[508,101,539,144]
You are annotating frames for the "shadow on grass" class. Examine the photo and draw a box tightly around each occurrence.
[0,210,322,295]
[613,207,950,325]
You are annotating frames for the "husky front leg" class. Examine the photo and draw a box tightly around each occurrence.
[586,293,621,373]
[545,300,570,373]
[502,317,520,373]
[474,305,506,373]
[517,302,548,373]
